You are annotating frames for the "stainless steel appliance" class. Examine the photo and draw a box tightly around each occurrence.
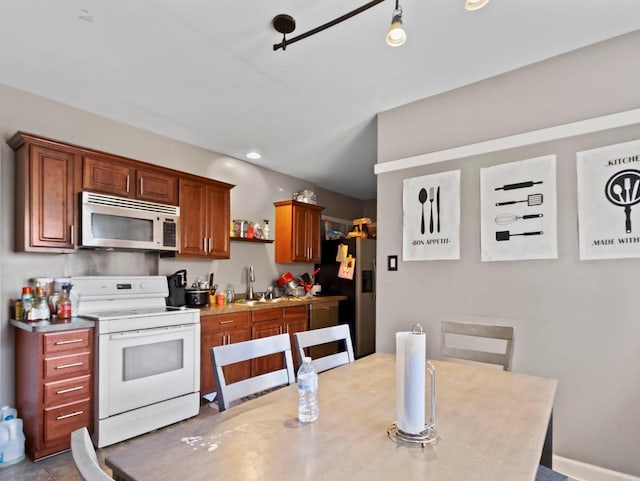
[80,191,179,252]
[315,238,376,358]
[72,276,200,448]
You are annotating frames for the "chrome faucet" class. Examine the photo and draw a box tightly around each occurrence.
[247,266,255,300]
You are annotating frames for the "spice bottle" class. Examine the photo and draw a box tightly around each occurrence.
[20,287,33,321]
[57,284,72,320]
[263,220,270,240]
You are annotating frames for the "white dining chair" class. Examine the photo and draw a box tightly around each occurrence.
[70,427,113,481]
[294,324,355,373]
[440,320,515,371]
[210,333,295,411]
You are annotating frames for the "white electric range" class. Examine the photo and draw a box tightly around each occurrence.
[72,276,201,448]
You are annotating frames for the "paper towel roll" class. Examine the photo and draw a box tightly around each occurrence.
[396,330,426,434]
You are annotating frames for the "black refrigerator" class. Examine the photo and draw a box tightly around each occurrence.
[315,238,376,358]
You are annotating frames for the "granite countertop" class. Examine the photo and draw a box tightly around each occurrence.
[10,317,95,333]
[198,295,347,315]
[9,296,348,331]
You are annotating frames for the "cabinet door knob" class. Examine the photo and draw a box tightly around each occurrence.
[126,175,130,193]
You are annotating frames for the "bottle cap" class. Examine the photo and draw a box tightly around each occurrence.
[22,287,33,294]
[303,356,312,363]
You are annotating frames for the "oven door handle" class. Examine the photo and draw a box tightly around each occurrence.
[109,324,194,340]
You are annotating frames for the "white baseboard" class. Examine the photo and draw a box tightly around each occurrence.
[553,455,640,481]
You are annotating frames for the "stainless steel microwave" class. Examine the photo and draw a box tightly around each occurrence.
[81,191,179,252]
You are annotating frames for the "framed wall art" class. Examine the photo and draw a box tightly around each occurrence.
[402,170,460,261]
[480,155,558,262]
[577,139,640,260]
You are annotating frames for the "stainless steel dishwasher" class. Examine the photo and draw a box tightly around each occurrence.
[308,301,340,359]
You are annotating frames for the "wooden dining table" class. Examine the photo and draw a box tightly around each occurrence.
[106,353,556,481]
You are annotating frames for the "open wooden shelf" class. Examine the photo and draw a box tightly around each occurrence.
[230,237,274,244]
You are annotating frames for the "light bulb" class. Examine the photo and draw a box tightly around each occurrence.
[385,14,406,47]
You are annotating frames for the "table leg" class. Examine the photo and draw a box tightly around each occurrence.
[540,411,553,468]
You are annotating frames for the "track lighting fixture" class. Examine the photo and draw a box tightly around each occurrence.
[385,0,406,47]
[272,0,390,52]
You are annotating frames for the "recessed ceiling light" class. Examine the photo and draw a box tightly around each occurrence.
[246,151,262,160]
[465,0,490,11]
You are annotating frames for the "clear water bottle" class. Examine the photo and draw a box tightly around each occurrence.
[297,357,318,423]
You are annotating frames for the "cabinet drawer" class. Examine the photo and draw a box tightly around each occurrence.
[202,312,250,331]
[44,399,91,444]
[252,308,283,323]
[44,375,91,408]
[44,352,91,380]
[283,305,307,319]
[43,330,91,355]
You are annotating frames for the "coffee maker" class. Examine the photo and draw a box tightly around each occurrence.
[166,269,186,307]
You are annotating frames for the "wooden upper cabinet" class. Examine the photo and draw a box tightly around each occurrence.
[136,167,178,205]
[178,177,231,259]
[9,133,79,252]
[83,156,178,205]
[274,200,324,263]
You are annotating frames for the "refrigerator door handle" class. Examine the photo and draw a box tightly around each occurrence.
[372,258,376,304]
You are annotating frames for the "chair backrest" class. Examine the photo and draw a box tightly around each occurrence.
[294,324,355,373]
[71,427,113,481]
[441,320,515,371]
[210,333,295,411]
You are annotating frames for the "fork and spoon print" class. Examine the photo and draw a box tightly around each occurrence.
[605,169,640,233]
[418,186,440,234]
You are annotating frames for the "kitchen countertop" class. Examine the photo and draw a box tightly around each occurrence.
[8,296,347,332]
[198,295,347,315]
[10,317,95,333]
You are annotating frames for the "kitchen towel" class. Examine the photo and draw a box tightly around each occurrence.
[396,330,426,434]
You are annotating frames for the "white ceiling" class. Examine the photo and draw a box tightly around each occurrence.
[1,1,640,199]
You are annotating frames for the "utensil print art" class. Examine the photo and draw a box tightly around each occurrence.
[494,180,543,191]
[605,169,640,233]
[419,188,428,234]
[495,193,543,207]
[494,213,543,225]
[429,187,435,234]
[436,186,441,233]
[495,230,544,241]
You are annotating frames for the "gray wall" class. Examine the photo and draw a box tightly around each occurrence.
[376,31,640,476]
[0,83,368,407]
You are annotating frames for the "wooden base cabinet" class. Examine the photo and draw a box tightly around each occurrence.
[250,305,308,375]
[200,312,251,398]
[15,328,94,460]
[200,306,309,400]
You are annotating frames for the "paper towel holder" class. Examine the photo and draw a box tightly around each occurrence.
[388,325,437,447]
